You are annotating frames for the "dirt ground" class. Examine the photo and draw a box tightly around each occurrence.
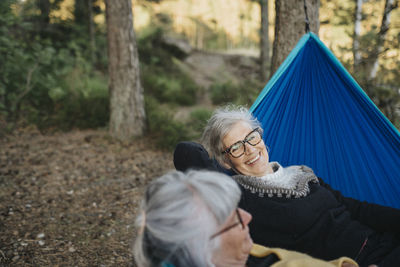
[0,128,174,266]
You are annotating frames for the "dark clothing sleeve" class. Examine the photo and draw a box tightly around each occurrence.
[173,141,214,171]
[318,178,400,235]
[173,141,228,173]
[246,253,279,267]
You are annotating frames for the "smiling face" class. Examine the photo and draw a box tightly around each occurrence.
[222,121,272,177]
[212,208,253,267]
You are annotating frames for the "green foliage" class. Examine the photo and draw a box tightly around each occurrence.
[137,27,167,65]
[138,26,199,106]
[210,81,240,105]
[210,79,263,106]
[0,0,110,133]
[187,108,213,138]
[33,70,109,131]
[145,96,190,150]
[321,0,400,128]
[0,10,60,123]
[137,26,207,148]
[0,14,108,130]
[330,1,355,26]
[142,69,197,106]
[349,33,400,127]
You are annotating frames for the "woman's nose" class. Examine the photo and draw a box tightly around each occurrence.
[244,142,256,154]
[239,208,252,225]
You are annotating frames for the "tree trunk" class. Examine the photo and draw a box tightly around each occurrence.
[74,0,89,26]
[270,0,319,76]
[36,0,50,32]
[353,0,363,70]
[366,0,396,81]
[260,0,270,81]
[106,0,146,141]
[88,0,96,64]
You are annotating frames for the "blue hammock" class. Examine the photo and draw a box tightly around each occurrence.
[251,32,400,209]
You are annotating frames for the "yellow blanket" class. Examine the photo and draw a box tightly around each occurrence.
[250,244,358,267]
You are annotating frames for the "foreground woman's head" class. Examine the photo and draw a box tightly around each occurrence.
[201,105,272,177]
[134,170,253,267]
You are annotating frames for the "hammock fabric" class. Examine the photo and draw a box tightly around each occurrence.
[251,32,400,209]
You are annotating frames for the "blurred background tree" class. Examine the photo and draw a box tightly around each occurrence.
[322,0,400,126]
[0,0,399,148]
[256,0,270,81]
[106,0,145,141]
[271,0,320,75]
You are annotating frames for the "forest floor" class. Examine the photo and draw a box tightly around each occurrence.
[0,50,260,266]
[0,127,174,266]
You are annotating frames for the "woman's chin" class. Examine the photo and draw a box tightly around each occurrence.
[243,236,254,253]
[246,165,269,177]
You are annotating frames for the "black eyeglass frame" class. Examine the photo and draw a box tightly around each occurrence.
[210,208,244,240]
[221,127,263,158]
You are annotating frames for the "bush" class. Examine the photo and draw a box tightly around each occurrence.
[139,26,199,106]
[142,71,197,106]
[210,81,239,105]
[187,108,213,138]
[145,96,190,150]
[27,64,109,131]
[0,12,52,122]
[52,72,109,130]
[0,8,111,131]
[210,79,263,106]
[0,0,111,132]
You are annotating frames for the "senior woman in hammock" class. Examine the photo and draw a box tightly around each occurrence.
[134,169,360,267]
[198,105,400,267]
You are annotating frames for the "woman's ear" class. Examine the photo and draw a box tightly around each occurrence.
[222,156,233,170]
[222,161,231,169]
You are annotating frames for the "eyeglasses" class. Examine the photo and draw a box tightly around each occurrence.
[210,208,244,240]
[221,127,263,158]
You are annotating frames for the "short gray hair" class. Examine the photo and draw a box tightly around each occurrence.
[134,170,241,267]
[201,105,261,166]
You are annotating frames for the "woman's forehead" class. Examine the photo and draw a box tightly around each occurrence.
[223,122,253,145]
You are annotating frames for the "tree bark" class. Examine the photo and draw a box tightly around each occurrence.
[74,0,89,26]
[260,0,270,81]
[106,0,146,141]
[88,0,96,64]
[366,0,397,81]
[353,0,363,70]
[37,0,50,25]
[270,0,319,76]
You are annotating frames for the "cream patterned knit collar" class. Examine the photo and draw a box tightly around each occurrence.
[233,162,319,198]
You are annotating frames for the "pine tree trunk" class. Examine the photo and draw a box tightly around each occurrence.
[88,0,96,64]
[353,0,363,70]
[106,0,146,141]
[74,0,89,25]
[260,0,270,81]
[270,0,319,76]
[36,0,50,34]
[366,0,396,81]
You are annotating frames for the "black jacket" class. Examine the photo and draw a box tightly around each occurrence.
[247,253,279,267]
[239,178,400,266]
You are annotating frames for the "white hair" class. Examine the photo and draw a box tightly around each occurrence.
[134,170,241,267]
[201,105,261,166]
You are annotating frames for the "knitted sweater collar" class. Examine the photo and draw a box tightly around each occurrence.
[233,162,319,198]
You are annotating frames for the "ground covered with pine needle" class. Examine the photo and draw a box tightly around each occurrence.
[0,128,174,266]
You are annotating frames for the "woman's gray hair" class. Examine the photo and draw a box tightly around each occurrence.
[134,170,241,267]
[201,105,261,166]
